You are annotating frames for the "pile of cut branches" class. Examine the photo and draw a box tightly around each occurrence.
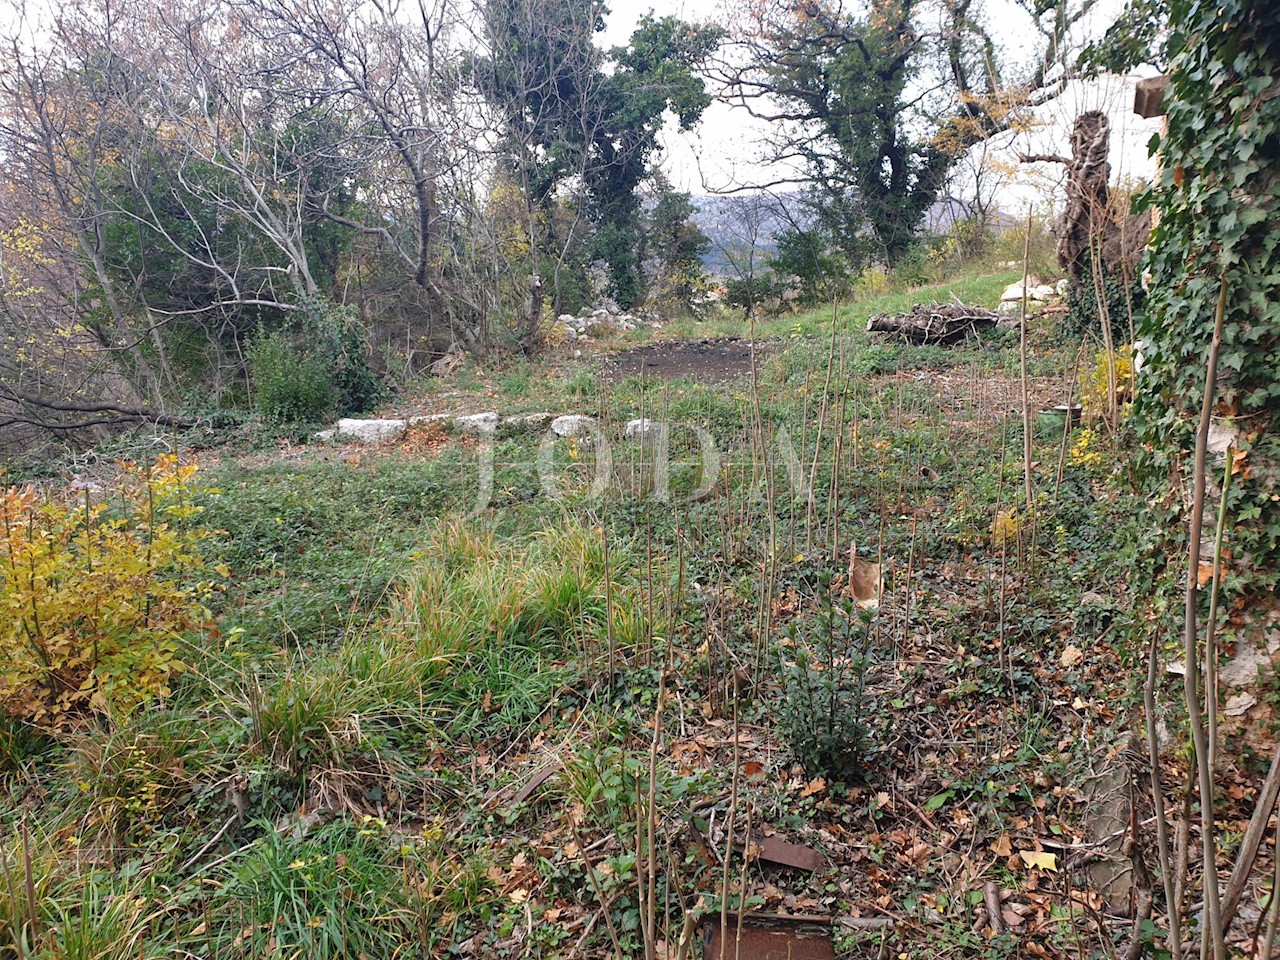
[866,301,1001,345]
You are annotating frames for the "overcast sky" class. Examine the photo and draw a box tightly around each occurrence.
[598,0,1158,208]
[2,0,1158,210]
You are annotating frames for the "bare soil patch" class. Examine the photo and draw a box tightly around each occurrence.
[602,337,771,382]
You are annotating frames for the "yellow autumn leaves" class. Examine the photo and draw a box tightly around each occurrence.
[0,455,221,728]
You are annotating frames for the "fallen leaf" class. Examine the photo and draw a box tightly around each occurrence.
[1060,644,1083,668]
[743,760,766,779]
[801,777,827,798]
[991,835,1012,858]
[1020,850,1058,872]
[1197,561,1215,587]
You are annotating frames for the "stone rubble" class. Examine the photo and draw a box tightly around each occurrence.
[998,276,1060,311]
[317,410,677,445]
[624,418,661,441]
[453,412,499,436]
[554,305,653,341]
[317,418,409,443]
[550,414,596,438]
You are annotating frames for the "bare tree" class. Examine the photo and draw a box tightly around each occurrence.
[239,0,492,352]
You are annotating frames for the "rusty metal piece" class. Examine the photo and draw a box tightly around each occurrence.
[754,834,824,872]
[703,914,835,960]
[484,762,561,809]
[1134,75,1169,119]
[510,762,560,805]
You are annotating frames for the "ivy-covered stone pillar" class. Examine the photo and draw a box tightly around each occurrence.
[1134,1,1280,635]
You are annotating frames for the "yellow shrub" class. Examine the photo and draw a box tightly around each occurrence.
[1080,345,1134,419]
[1069,426,1104,469]
[0,456,219,728]
[992,509,1021,546]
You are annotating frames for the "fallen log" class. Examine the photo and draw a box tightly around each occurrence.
[865,301,1001,345]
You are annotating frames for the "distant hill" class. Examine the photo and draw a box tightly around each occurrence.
[691,192,809,275]
[691,192,1013,275]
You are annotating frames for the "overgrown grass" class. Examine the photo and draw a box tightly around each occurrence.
[2,258,1156,960]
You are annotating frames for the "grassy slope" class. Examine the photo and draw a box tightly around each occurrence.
[648,269,1021,342]
[1,264,1148,959]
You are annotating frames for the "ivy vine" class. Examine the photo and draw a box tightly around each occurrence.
[1131,1,1280,617]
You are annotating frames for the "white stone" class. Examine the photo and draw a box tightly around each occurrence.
[314,428,336,441]
[1056,278,1071,297]
[1029,283,1055,301]
[503,412,555,436]
[454,412,499,436]
[558,314,576,323]
[1208,420,1238,455]
[624,418,661,441]
[1133,338,1147,374]
[408,413,452,428]
[333,418,407,443]
[1000,277,1043,302]
[1224,692,1257,717]
[1219,639,1269,688]
[551,414,596,438]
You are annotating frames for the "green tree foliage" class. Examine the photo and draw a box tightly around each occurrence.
[639,174,710,308]
[1079,0,1170,75]
[732,0,952,267]
[772,229,845,307]
[475,2,721,308]
[1132,0,1280,606]
[249,300,382,424]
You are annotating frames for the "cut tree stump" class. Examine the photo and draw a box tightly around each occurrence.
[865,301,1001,345]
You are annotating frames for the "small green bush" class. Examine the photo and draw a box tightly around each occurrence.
[724,273,786,316]
[249,329,335,424]
[777,594,880,782]
[249,299,383,424]
[887,241,933,288]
